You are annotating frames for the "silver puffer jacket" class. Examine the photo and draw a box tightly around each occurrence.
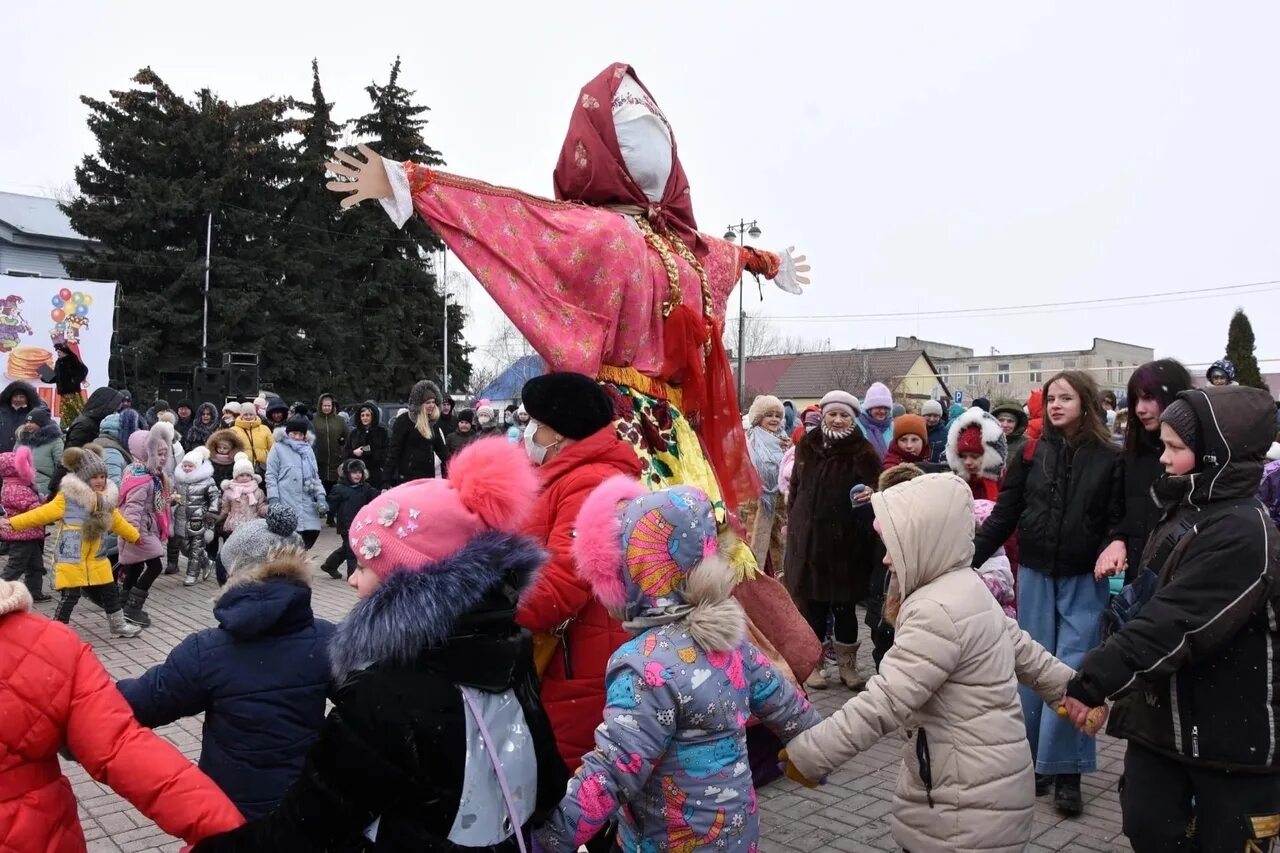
[173,459,221,538]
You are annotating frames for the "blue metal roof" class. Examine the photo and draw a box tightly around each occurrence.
[478,354,545,401]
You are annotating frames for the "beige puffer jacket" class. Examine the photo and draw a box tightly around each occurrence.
[786,474,1074,853]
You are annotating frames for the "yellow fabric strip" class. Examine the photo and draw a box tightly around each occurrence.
[597,365,684,408]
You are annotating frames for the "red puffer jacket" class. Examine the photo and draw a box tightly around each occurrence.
[516,425,642,771]
[0,581,243,851]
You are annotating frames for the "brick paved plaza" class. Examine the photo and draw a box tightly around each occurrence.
[31,528,1129,852]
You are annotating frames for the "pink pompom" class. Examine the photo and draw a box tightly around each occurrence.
[572,475,647,610]
[448,436,539,534]
[13,446,34,487]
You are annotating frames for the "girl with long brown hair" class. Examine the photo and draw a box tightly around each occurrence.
[973,369,1125,818]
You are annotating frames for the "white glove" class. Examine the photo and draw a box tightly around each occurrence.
[774,246,811,295]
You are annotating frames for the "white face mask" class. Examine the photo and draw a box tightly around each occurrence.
[524,420,558,466]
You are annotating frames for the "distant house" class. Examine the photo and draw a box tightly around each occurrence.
[477,354,546,406]
[0,192,96,278]
[737,347,949,410]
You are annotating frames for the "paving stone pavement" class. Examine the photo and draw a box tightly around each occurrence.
[20,528,1128,852]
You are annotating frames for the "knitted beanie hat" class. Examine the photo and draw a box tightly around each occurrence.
[521,372,615,440]
[349,437,537,580]
[239,402,257,417]
[973,397,992,413]
[955,424,984,456]
[223,402,240,415]
[232,451,256,479]
[920,400,944,418]
[820,390,859,417]
[28,408,53,429]
[284,415,311,435]
[863,382,893,410]
[62,444,107,481]
[803,409,822,429]
[265,503,298,537]
[893,414,928,445]
[1159,399,1199,450]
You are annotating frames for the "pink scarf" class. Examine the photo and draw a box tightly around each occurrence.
[223,479,261,505]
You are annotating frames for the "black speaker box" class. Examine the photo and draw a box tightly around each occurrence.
[158,370,192,404]
[192,367,228,406]
[225,363,260,399]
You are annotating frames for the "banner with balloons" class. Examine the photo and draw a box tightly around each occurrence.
[0,274,116,417]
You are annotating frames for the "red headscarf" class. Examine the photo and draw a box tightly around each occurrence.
[553,62,706,260]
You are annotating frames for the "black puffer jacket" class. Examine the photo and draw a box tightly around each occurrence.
[65,386,125,449]
[192,532,567,852]
[973,430,1124,576]
[1068,386,1280,772]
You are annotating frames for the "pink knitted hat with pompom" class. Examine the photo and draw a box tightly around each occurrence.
[349,437,539,579]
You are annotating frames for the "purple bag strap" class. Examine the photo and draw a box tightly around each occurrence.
[459,686,529,853]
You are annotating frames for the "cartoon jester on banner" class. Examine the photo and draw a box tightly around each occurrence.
[326,63,821,686]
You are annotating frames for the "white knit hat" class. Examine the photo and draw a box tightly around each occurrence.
[181,445,210,467]
[232,451,256,479]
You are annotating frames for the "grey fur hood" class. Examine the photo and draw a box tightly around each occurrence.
[407,380,442,413]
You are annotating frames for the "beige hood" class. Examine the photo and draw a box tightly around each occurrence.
[871,473,975,599]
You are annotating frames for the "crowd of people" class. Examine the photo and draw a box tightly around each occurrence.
[8,52,1280,851]
[0,353,1278,851]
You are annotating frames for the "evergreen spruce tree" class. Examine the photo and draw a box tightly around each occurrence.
[1225,308,1269,390]
[62,68,292,399]
[344,57,471,399]
[273,59,366,402]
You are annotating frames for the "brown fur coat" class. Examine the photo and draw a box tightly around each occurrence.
[783,427,883,605]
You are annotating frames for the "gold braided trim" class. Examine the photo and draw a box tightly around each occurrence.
[633,216,710,320]
[596,365,684,407]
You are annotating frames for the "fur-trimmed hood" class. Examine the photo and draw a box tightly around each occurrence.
[214,546,316,640]
[174,458,215,486]
[18,421,62,448]
[0,380,38,409]
[408,380,442,414]
[206,427,247,459]
[945,406,1007,481]
[329,531,544,682]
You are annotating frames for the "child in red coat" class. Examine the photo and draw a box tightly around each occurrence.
[0,579,243,850]
[0,445,47,601]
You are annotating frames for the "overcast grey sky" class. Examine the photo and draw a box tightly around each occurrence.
[4,2,1278,375]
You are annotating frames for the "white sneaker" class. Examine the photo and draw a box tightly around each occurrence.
[183,574,197,587]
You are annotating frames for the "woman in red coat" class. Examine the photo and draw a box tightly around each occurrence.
[515,373,643,774]
[0,579,243,850]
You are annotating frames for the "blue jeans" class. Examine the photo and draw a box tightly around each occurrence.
[1017,566,1109,775]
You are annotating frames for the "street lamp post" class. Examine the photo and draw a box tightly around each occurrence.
[724,220,762,407]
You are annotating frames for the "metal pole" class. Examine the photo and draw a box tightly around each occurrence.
[442,251,449,394]
[735,220,746,405]
[202,212,212,367]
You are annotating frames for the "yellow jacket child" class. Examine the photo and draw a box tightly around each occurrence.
[4,445,142,637]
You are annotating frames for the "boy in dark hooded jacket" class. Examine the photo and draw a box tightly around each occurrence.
[118,545,334,820]
[1065,386,1280,851]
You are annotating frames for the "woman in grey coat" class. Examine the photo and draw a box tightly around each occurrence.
[265,417,327,550]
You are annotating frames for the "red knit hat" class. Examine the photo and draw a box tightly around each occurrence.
[349,437,538,579]
[955,424,984,456]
